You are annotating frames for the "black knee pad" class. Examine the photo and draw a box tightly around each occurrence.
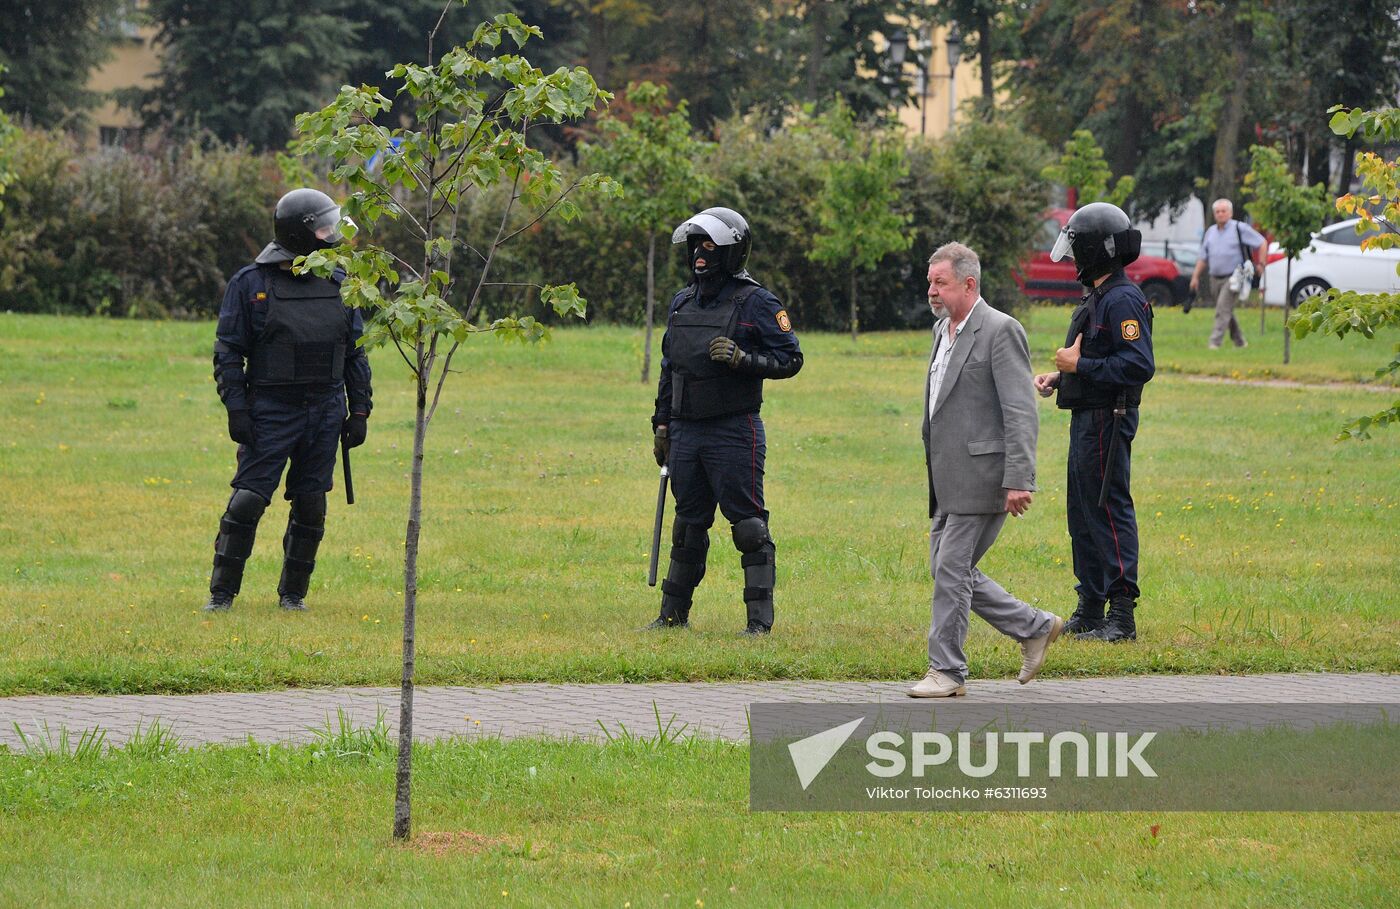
[227,488,268,524]
[665,520,709,594]
[670,520,709,564]
[289,492,327,528]
[731,517,772,553]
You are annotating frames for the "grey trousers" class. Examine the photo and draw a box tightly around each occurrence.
[1210,276,1247,347]
[927,511,1055,685]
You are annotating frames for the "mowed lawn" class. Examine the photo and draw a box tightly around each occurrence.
[0,307,1396,694]
[2,733,1396,908]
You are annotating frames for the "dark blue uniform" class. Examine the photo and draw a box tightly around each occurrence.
[650,277,802,632]
[214,265,372,501]
[205,263,372,607]
[1057,272,1154,609]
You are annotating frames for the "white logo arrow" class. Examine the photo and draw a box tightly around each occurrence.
[788,718,864,790]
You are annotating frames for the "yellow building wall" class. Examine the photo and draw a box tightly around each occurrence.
[888,24,992,140]
[84,3,159,147]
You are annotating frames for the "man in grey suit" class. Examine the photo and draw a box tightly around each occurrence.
[910,243,1064,698]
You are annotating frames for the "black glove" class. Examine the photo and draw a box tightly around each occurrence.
[227,409,255,447]
[709,336,745,368]
[343,412,368,448]
[653,424,669,467]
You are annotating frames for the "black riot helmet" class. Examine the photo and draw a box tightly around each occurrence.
[273,188,344,257]
[1050,202,1142,286]
[671,207,753,277]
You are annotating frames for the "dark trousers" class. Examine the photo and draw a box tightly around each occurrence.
[1066,407,1141,602]
[669,413,767,529]
[232,388,345,501]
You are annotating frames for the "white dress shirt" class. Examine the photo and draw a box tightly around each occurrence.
[928,299,981,418]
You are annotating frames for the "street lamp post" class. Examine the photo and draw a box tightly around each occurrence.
[887,28,933,136]
[945,25,963,131]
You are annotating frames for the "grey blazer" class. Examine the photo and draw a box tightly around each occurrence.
[921,299,1038,517]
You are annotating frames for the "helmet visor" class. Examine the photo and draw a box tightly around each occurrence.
[671,212,741,247]
[1050,228,1075,262]
[308,205,344,244]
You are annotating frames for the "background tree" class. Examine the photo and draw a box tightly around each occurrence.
[0,0,121,129]
[927,0,1023,115]
[1291,105,1400,439]
[0,66,16,208]
[580,82,713,381]
[1014,0,1204,216]
[293,2,614,841]
[1242,143,1330,363]
[807,101,912,341]
[137,0,366,149]
[1042,128,1135,206]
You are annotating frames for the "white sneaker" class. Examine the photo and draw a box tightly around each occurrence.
[908,668,966,698]
[1017,615,1065,684]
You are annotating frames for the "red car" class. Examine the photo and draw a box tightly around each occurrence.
[1014,208,1186,307]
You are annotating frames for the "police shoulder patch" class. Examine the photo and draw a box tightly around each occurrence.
[255,292,267,301]
[1121,319,1141,341]
[775,309,792,332]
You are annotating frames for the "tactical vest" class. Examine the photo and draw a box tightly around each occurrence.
[248,269,348,387]
[668,284,764,420]
[1056,273,1149,411]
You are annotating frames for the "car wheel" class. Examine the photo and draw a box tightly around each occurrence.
[1141,280,1174,310]
[1290,277,1330,309]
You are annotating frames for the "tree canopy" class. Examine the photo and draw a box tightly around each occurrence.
[0,0,122,129]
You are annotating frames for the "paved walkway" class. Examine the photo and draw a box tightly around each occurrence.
[1,673,1394,749]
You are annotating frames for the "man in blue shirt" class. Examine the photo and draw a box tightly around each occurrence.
[1189,198,1265,349]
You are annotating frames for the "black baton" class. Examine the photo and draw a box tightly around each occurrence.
[342,436,355,506]
[1097,395,1126,509]
[648,465,669,586]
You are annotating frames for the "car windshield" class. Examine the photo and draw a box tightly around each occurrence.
[1321,219,1397,247]
[1140,240,1197,269]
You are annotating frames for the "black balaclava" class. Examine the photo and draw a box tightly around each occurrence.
[689,237,727,298]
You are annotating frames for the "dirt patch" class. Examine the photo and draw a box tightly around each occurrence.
[406,830,511,857]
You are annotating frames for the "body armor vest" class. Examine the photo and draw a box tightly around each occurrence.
[1056,273,1147,411]
[248,269,348,387]
[669,284,763,420]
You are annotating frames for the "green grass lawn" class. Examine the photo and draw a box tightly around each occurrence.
[2,731,1395,908]
[1,307,1396,695]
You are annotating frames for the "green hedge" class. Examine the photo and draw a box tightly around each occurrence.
[0,131,282,318]
[0,115,1051,329]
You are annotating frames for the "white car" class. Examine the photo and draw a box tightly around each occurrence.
[1262,217,1400,307]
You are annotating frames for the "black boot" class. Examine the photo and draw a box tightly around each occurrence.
[643,592,691,630]
[1079,596,1137,642]
[643,521,707,630]
[1063,595,1105,637]
[734,519,775,636]
[277,493,325,612]
[207,489,267,611]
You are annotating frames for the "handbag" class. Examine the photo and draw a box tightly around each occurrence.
[1236,223,1262,289]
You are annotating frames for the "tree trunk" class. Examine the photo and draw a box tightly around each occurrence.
[1282,258,1292,364]
[642,232,655,383]
[392,351,428,841]
[977,8,993,117]
[585,9,609,92]
[1336,135,1357,197]
[1207,14,1254,205]
[805,0,827,103]
[849,269,859,342]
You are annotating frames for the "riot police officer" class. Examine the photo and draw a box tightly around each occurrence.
[202,188,373,612]
[1034,202,1154,642]
[647,207,803,635]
